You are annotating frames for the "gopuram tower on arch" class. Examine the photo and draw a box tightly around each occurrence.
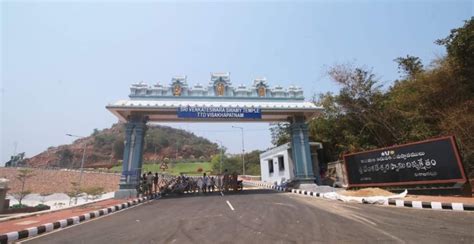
[106,72,323,198]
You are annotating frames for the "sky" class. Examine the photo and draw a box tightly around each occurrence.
[1,0,472,164]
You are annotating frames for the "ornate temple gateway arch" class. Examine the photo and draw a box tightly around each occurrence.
[107,73,322,198]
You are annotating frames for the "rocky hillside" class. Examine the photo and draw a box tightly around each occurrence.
[26,124,219,168]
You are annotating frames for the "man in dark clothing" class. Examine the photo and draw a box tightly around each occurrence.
[146,172,154,197]
[223,169,229,192]
[154,173,159,193]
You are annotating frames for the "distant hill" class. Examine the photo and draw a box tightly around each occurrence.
[25,124,219,169]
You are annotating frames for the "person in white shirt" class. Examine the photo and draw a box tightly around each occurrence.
[208,176,215,192]
[197,177,203,193]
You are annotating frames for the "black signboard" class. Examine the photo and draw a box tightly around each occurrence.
[343,136,467,187]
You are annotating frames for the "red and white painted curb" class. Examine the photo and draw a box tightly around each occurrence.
[243,181,474,212]
[0,195,158,244]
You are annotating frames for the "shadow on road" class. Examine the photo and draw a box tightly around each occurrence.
[157,188,283,200]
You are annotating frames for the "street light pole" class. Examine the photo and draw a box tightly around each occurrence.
[232,126,245,176]
[216,140,223,174]
[66,134,86,204]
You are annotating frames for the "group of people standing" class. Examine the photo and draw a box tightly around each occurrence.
[195,173,216,193]
[140,172,167,197]
[139,170,242,197]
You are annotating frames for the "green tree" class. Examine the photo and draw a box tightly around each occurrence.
[308,93,348,161]
[329,63,398,147]
[394,55,424,79]
[243,150,262,175]
[271,19,474,175]
[436,17,474,85]
[11,190,31,207]
[270,123,291,146]
[56,148,74,168]
[94,134,116,148]
[211,150,261,175]
[211,154,241,174]
[13,169,34,206]
[91,128,100,136]
[113,139,124,159]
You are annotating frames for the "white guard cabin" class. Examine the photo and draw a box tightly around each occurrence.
[260,142,323,185]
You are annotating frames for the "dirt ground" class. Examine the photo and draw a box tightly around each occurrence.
[338,187,396,197]
[337,187,474,204]
[0,168,120,194]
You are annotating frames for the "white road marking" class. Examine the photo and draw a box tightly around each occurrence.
[341,204,362,210]
[291,195,404,243]
[273,202,297,209]
[226,200,235,211]
[220,192,224,197]
[350,214,377,226]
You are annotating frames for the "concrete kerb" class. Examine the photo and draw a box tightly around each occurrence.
[243,180,474,212]
[0,194,159,244]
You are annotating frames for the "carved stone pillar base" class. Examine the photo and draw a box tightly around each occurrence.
[114,189,138,199]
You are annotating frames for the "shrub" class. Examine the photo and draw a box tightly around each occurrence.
[82,186,105,201]
[10,204,29,209]
[66,181,82,205]
[197,168,203,173]
[94,134,116,148]
[35,204,50,210]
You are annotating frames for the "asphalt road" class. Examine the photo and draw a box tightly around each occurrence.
[23,188,474,244]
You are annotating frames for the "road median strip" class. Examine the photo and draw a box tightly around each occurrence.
[0,194,158,244]
[243,180,474,212]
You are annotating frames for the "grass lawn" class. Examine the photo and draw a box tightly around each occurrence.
[110,162,213,176]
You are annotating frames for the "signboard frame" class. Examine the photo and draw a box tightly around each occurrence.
[343,136,468,188]
[177,106,262,120]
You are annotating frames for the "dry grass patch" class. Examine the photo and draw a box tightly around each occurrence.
[339,187,395,197]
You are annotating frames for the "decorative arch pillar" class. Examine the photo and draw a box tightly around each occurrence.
[289,115,321,184]
[114,114,148,199]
